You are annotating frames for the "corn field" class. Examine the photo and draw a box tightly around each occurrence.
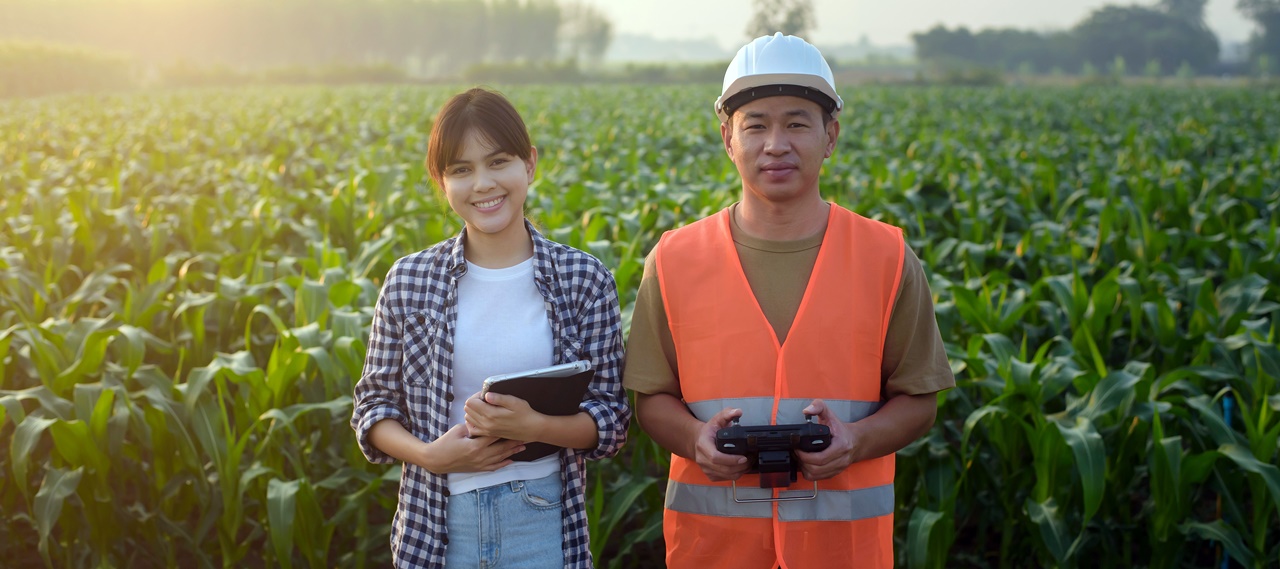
[1,84,1278,568]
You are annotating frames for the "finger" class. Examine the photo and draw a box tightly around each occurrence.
[708,466,746,482]
[806,466,838,481]
[697,438,747,465]
[443,423,468,438]
[482,392,516,407]
[491,438,525,452]
[464,397,484,413]
[467,432,503,445]
[802,399,826,418]
[708,451,748,466]
[798,452,837,470]
[708,407,743,429]
[464,414,483,435]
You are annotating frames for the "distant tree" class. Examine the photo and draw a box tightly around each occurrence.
[488,0,561,62]
[745,0,815,39]
[1073,5,1218,74]
[1159,0,1209,26]
[911,25,977,63]
[560,2,613,66]
[974,28,1054,71]
[1238,0,1280,66]
[1239,0,1280,18]
[912,25,1073,73]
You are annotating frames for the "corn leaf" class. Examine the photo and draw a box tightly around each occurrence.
[1055,417,1105,520]
[267,477,300,569]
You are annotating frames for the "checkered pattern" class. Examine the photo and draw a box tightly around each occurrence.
[351,220,630,568]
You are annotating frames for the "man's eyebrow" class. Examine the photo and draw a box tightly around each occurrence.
[742,108,815,120]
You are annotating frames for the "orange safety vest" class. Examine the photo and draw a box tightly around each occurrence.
[654,205,905,569]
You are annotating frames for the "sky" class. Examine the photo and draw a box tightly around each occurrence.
[579,0,1256,48]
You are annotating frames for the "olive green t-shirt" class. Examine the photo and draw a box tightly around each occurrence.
[623,203,955,400]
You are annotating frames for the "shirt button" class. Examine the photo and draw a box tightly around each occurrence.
[443,488,450,497]
[446,393,454,402]
[442,535,449,545]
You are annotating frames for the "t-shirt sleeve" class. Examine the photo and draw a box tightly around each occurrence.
[881,242,956,398]
[621,249,683,398]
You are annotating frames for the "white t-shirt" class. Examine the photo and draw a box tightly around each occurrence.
[447,257,558,494]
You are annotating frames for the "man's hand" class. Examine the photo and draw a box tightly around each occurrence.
[796,399,859,481]
[693,407,750,482]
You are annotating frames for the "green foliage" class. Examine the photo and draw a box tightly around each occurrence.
[2,85,1279,568]
[0,40,136,98]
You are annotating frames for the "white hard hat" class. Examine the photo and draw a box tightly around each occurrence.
[715,32,842,123]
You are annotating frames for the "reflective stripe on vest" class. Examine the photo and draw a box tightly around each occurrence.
[666,479,895,521]
[686,397,882,426]
[655,205,905,569]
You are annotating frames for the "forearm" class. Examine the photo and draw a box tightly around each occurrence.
[635,392,703,460]
[848,392,937,463]
[367,418,431,470]
[532,412,600,450]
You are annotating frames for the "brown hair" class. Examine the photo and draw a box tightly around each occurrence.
[426,87,533,186]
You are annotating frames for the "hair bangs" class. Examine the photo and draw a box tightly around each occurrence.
[426,88,532,186]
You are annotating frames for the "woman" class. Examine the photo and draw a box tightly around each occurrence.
[350,87,629,568]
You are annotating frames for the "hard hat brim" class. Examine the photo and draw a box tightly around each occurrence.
[715,73,843,122]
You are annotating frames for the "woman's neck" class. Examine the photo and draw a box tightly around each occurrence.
[463,220,535,269]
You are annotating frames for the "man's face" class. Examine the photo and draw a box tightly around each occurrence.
[720,95,838,207]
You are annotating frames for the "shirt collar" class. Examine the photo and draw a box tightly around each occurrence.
[445,219,556,286]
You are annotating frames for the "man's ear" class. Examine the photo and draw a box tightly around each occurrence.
[721,120,734,158]
[823,119,839,158]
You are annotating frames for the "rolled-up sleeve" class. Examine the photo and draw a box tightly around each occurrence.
[350,266,410,464]
[577,269,630,462]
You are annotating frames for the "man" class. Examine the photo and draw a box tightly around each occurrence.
[623,33,955,568]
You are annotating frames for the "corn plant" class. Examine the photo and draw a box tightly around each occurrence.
[2,85,1277,568]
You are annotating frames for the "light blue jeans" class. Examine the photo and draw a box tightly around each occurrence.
[444,471,565,568]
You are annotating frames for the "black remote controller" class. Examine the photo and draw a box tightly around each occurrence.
[715,417,831,457]
[714,416,831,487]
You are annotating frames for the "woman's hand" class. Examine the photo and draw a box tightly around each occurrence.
[464,392,544,441]
[419,423,525,474]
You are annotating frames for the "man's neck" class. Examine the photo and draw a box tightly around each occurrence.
[734,195,830,242]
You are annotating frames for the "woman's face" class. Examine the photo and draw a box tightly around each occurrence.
[440,128,537,242]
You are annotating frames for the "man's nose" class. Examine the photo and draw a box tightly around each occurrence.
[763,129,790,155]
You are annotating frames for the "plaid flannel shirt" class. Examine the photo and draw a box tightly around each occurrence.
[351,220,630,568]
